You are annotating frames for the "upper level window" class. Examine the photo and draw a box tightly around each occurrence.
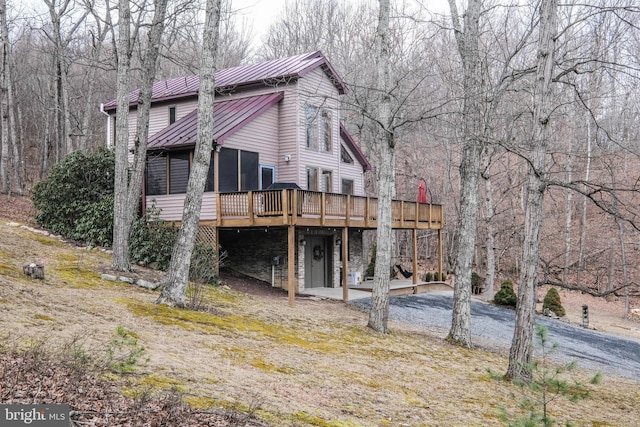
[341,145,353,164]
[320,110,332,152]
[306,105,332,152]
[169,106,177,124]
[146,150,215,196]
[305,105,318,149]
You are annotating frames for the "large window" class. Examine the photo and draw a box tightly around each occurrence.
[219,147,260,193]
[169,151,190,194]
[306,105,332,152]
[305,105,318,149]
[146,150,215,196]
[219,148,238,192]
[320,110,332,152]
[146,154,167,195]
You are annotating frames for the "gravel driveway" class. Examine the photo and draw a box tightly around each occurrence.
[350,292,640,380]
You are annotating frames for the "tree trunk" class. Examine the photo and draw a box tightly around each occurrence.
[157,0,221,307]
[111,0,132,271]
[483,169,496,300]
[123,0,169,264]
[0,0,8,194]
[578,117,592,270]
[506,0,558,381]
[367,0,395,333]
[446,0,483,348]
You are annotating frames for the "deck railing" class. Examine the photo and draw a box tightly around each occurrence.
[215,189,443,230]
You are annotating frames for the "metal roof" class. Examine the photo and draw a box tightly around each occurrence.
[147,92,284,150]
[103,51,347,111]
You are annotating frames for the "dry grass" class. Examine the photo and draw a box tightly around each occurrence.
[1,219,639,426]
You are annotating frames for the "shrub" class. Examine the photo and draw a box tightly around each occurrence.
[494,279,517,307]
[129,206,178,271]
[32,148,115,246]
[542,287,566,317]
[425,272,433,282]
[189,242,225,285]
[435,272,447,281]
[471,271,482,288]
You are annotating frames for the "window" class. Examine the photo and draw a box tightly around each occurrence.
[169,106,177,124]
[219,148,239,192]
[169,151,190,194]
[306,105,333,151]
[146,150,214,195]
[219,147,260,192]
[320,110,332,152]
[146,154,167,196]
[307,167,318,191]
[322,170,332,192]
[342,179,354,195]
[260,166,275,190]
[240,151,259,191]
[341,145,354,164]
[205,152,215,192]
[305,105,318,149]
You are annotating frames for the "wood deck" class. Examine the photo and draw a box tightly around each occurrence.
[212,189,444,230]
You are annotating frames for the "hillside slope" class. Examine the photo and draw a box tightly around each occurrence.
[0,203,639,426]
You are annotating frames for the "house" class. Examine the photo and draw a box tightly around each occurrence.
[101,51,444,303]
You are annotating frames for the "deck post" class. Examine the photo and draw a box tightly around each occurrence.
[288,225,296,306]
[321,193,326,226]
[248,191,254,225]
[342,227,349,302]
[215,193,222,226]
[282,189,289,225]
[438,228,443,280]
[412,228,418,285]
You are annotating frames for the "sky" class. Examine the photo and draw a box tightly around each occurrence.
[230,0,451,49]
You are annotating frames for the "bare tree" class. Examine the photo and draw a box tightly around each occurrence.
[157,0,221,307]
[445,0,483,348]
[111,0,133,270]
[506,0,558,381]
[367,0,395,333]
[112,0,169,271]
[0,0,7,194]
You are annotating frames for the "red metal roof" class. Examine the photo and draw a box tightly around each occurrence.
[147,92,284,150]
[340,123,372,172]
[103,51,347,111]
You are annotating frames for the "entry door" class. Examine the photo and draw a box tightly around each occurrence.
[305,236,329,288]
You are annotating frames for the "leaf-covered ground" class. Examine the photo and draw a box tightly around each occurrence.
[1,197,639,426]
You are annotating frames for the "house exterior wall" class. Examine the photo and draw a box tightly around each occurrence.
[339,143,366,195]
[219,228,294,289]
[297,68,341,192]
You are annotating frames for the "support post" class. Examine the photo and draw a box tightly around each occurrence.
[438,228,443,281]
[412,228,418,285]
[342,227,349,302]
[288,225,296,306]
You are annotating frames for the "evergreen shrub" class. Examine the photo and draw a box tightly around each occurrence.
[542,287,566,317]
[32,148,115,246]
[365,245,377,277]
[494,279,517,307]
[129,207,178,271]
[425,272,433,282]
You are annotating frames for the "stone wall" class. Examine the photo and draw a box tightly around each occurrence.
[219,227,366,291]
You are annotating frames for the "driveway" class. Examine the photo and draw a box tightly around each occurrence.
[350,292,640,380]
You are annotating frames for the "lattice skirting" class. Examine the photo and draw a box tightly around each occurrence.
[197,226,217,247]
